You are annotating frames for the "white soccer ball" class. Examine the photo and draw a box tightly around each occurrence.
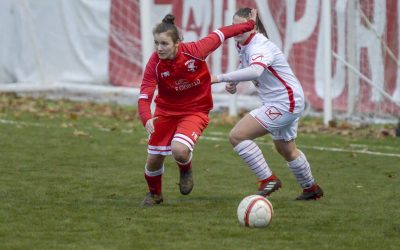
[237,195,273,228]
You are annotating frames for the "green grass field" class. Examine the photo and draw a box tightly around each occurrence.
[1,94,399,249]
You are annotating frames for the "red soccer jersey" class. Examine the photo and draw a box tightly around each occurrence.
[138,19,255,125]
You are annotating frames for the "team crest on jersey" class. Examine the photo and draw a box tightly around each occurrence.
[185,59,197,72]
[161,71,170,78]
[265,106,282,120]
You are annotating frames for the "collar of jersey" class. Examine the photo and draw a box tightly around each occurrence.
[242,32,256,46]
[159,43,182,62]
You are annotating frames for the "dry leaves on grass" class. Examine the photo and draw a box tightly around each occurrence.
[211,110,398,139]
[73,129,90,137]
[299,119,397,139]
[2,93,398,139]
[0,93,137,121]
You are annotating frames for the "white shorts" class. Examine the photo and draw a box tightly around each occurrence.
[249,105,302,141]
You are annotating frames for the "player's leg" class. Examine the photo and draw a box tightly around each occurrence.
[141,116,175,207]
[229,112,281,197]
[172,113,209,195]
[273,139,300,161]
[171,141,193,195]
[272,118,323,200]
[141,154,166,206]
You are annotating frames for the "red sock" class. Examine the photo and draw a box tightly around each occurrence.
[144,173,162,195]
[304,184,318,192]
[177,160,192,172]
[261,174,277,182]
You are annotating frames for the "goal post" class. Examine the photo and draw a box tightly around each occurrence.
[139,0,153,68]
[322,0,332,125]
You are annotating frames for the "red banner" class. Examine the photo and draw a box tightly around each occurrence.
[109,0,400,116]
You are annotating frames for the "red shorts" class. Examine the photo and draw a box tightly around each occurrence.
[147,113,209,155]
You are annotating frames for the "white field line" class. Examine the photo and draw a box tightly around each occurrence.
[0,119,45,127]
[201,136,400,158]
[1,118,400,158]
[349,143,399,151]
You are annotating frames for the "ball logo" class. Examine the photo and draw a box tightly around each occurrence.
[237,195,273,228]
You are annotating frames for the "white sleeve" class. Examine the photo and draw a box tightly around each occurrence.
[216,64,264,83]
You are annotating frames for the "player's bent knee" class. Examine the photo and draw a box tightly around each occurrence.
[172,152,190,163]
[171,146,190,163]
[229,130,244,146]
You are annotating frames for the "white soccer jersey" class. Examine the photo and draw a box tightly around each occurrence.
[220,33,305,113]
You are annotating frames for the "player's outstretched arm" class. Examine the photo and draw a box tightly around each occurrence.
[210,75,219,84]
[225,82,237,94]
[186,9,257,59]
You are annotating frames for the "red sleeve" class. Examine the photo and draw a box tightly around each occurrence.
[183,20,255,59]
[138,54,158,126]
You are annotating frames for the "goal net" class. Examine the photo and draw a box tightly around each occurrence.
[109,0,143,87]
[239,0,400,124]
[1,0,400,124]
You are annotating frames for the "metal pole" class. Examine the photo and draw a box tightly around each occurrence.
[227,0,238,117]
[322,0,332,125]
[140,0,153,68]
[346,0,358,116]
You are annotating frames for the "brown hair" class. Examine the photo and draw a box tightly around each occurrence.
[153,14,182,43]
[235,8,268,38]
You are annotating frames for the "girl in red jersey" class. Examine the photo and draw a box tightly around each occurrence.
[211,8,323,200]
[138,10,257,206]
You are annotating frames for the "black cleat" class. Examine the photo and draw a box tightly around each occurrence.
[179,168,193,195]
[256,175,282,197]
[296,184,324,200]
[140,192,163,207]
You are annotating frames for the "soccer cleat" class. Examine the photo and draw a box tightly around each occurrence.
[178,168,193,195]
[256,175,282,197]
[140,192,163,207]
[296,184,324,200]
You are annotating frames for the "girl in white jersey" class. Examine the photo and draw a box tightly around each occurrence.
[211,8,323,200]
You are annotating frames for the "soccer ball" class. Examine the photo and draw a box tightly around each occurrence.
[237,195,273,228]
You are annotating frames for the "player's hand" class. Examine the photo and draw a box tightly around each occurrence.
[225,82,237,94]
[145,117,158,134]
[211,75,219,84]
[250,9,257,22]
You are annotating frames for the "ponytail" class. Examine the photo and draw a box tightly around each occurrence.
[256,15,268,38]
[234,8,269,38]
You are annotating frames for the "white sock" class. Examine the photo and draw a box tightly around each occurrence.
[234,140,272,180]
[287,151,315,189]
[145,165,164,176]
